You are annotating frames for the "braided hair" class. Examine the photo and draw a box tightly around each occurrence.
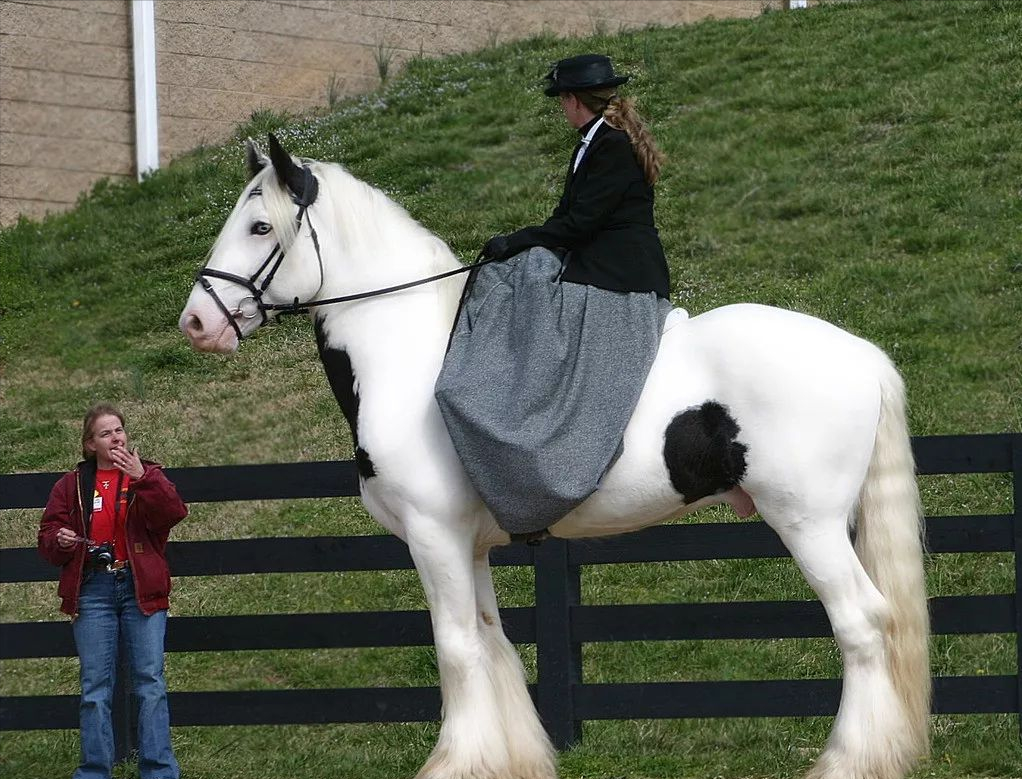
[575,87,664,185]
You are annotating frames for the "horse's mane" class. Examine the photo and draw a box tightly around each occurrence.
[260,161,457,274]
[257,160,464,316]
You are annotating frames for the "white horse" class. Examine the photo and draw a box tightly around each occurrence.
[179,135,930,779]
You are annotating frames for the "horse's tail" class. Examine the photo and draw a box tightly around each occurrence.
[854,360,931,762]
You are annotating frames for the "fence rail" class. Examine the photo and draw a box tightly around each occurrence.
[1,433,1019,755]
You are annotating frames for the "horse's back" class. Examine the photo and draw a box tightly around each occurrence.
[660,302,891,388]
[684,302,880,350]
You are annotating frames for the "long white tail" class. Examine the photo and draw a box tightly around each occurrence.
[854,362,931,765]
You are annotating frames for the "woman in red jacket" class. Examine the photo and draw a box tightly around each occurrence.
[38,403,187,779]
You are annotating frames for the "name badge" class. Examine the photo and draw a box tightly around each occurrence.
[93,495,103,511]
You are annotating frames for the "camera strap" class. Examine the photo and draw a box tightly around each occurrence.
[112,471,126,527]
[78,459,98,539]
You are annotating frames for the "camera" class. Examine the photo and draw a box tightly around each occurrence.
[87,541,115,568]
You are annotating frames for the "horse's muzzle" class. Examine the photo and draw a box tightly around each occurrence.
[178,298,241,354]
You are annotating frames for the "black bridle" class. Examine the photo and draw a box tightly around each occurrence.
[195,166,322,342]
[195,166,499,342]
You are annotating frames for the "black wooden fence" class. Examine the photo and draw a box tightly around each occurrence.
[1,433,1019,760]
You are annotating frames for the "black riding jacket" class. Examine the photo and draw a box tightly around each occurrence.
[502,117,670,299]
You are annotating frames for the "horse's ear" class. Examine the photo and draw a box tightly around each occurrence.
[267,133,306,199]
[245,138,268,180]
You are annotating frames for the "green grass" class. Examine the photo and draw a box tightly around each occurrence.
[1,1,1021,777]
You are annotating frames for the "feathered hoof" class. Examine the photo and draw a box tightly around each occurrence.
[414,750,557,779]
[804,740,918,779]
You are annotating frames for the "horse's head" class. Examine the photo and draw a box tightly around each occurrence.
[179,134,327,353]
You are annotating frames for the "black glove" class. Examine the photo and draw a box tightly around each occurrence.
[481,234,512,260]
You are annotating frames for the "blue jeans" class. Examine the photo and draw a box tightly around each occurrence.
[71,567,179,779]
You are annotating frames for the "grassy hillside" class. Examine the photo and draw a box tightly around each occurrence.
[1,1,1020,777]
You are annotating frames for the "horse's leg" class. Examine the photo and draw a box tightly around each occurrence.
[759,505,917,779]
[472,552,557,778]
[404,516,515,779]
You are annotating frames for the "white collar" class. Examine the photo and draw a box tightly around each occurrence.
[581,116,605,145]
[573,116,605,173]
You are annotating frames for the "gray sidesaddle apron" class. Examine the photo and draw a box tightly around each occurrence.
[435,247,670,535]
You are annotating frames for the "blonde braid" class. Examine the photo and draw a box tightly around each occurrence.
[577,88,663,185]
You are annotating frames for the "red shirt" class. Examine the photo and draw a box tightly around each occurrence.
[91,468,130,561]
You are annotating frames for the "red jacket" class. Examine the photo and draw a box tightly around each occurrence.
[37,460,188,617]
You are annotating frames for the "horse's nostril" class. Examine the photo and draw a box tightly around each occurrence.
[186,314,203,334]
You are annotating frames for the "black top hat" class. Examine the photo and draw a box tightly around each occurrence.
[543,53,630,97]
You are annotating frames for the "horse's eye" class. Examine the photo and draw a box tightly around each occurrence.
[251,221,272,236]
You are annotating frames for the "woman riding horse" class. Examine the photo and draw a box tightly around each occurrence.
[435,54,676,539]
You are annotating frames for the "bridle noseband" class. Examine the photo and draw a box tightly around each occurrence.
[195,166,501,342]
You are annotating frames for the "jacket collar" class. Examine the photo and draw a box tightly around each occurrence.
[76,459,98,532]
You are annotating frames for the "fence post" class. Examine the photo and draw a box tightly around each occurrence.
[533,537,582,749]
[1013,435,1022,739]
[112,652,137,763]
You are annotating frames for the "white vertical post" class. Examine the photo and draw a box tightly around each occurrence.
[131,0,159,180]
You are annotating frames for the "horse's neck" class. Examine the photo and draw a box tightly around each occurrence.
[314,165,467,433]
[320,165,463,291]
[327,273,462,356]
[315,272,465,434]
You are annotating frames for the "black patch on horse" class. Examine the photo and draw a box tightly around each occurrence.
[663,401,747,502]
[314,319,376,479]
